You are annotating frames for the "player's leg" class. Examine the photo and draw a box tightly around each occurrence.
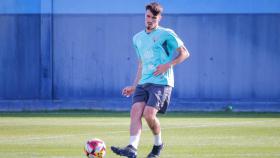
[143,106,164,158]
[143,106,160,135]
[111,102,145,158]
[130,102,145,148]
[111,85,147,158]
[144,84,172,158]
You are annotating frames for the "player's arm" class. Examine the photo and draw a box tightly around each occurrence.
[153,46,190,76]
[133,60,142,88]
[170,46,190,67]
[122,61,142,97]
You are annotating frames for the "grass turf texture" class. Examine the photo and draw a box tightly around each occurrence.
[0,111,280,158]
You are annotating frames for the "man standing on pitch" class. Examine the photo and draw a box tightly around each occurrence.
[111,2,190,158]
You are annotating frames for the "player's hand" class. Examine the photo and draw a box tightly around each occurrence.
[153,63,171,76]
[122,86,136,97]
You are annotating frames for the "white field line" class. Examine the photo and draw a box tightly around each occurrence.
[0,120,277,143]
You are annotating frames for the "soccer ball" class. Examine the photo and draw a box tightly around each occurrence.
[84,138,106,158]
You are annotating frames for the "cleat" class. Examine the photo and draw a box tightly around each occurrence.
[146,144,164,158]
[111,145,137,158]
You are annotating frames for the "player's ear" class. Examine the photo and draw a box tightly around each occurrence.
[158,15,162,22]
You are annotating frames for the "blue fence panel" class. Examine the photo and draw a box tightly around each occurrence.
[1,0,280,14]
[0,14,41,99]
[51,14,280,100]
[0,0,280,111]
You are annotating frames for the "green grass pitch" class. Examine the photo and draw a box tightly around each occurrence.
[0,111,280,158]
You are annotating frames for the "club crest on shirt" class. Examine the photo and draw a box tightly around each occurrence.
[152,36,159,43]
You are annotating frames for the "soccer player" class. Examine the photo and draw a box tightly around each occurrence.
[111,2,190,158]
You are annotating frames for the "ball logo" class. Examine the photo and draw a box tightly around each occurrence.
[84,138,106,158]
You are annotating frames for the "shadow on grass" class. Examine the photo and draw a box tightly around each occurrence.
[0,110,280,118]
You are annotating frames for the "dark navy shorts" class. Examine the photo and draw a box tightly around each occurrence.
[132,83,172,114]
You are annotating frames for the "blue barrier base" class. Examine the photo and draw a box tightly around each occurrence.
[0,98,279,112]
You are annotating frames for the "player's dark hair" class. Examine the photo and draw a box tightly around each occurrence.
[145,2,163,16]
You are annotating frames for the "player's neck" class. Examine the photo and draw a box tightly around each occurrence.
[146,26,159,33]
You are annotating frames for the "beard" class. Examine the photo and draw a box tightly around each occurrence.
[146,21,154,30]
[146,24,154,30]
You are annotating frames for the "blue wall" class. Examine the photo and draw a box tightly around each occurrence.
[1,14,280,100]
[1,0,280,14]
[0,14,41,99]
[53,14,280,100]
[0,0,280,111]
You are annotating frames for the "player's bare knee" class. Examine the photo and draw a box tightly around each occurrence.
[143,109,156,122]
[130,107,140,119]
[131,102,145,119]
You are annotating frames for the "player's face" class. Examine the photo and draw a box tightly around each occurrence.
[145,10,161,31]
